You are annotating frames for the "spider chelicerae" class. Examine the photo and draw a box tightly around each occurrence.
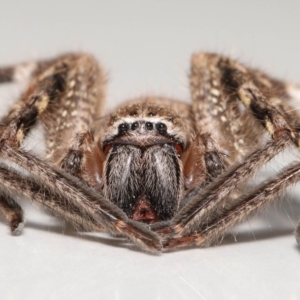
[0,52,300,253]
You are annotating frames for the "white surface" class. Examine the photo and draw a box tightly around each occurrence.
[1,1,300,299]
[2,199,300,299]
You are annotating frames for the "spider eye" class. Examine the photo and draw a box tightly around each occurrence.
[146,122,153,130]
[156,122,167,133]
[131,122,139,130]
[118,123,129,134]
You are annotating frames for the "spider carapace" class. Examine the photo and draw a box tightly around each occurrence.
[0,52,300,252]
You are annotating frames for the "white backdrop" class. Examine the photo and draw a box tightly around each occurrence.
[1,1,300,299]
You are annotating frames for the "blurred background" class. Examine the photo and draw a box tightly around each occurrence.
[1,1,300,299]
[1,1,300,107]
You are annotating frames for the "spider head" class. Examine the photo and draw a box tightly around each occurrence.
[101,102,188,152]
[99,103,189,223]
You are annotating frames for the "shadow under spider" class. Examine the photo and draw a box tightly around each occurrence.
[0,191,300,253]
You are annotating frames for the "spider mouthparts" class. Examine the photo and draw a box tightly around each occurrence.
[131,195,158,224]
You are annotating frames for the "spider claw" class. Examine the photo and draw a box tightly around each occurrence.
[150,221,173,236]
[162,234,204,250]
[117,219,162,253]
[11,220,25,236]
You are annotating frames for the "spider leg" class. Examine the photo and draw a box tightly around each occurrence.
[171,136,290,236]
[170,53,299,238]
[59,131,105,190]
[0,53,161,252]
[151,132,229,233]
[296,221,300,244]
[190,53,294,160]
[0,60,43,233]
[0,127,161,252]
[0,165,97,232]
[0,191,24,234]
[0,61,36,84]
[0,53,98,85]
[0,65,15,83]
[164,162,300,249]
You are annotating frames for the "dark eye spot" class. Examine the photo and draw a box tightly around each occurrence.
[118,123,129,134]
[156,122,167,133]
[146,122,153,130]
[131,122,139,130]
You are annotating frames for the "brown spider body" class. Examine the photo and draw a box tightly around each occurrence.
[0,52,300,252]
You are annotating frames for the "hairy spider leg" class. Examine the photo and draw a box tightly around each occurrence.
[0,54,105,233]
[167,53,299,247]
[0,54,161,252]
[165,161,300,249]
[0,192,24,234]
[182,133,228,192]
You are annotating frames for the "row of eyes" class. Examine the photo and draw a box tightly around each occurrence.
[118,122,167,134]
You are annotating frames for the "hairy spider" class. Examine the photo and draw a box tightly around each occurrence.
[0,52,300,253]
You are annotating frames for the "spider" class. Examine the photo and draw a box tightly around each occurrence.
[0,52,300,253]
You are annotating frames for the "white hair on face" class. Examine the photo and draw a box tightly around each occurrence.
[102,115,187,146]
